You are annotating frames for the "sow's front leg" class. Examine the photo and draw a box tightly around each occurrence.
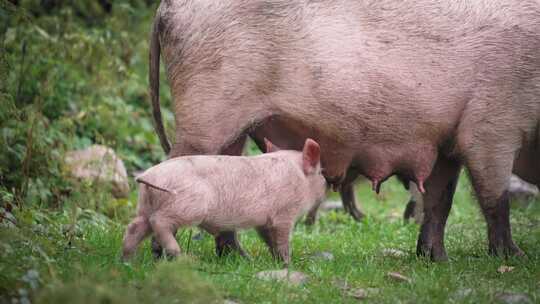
[417,156,461,262]
[212,136,249,258]
[340,182,365,221]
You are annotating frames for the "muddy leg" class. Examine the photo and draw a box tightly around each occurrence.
[467,151,525,257]
[403,198,417,221]
[305,200,323,226]
[417,156,461,262]
[121,216,151,261]
[404,182,424,224]
[340,183,364,221]
[256,226,278,257]
[214,231,248,258]
[479,191,524,256]
[213,135,249,257]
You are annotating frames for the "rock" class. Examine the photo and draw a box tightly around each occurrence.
[386,272,412,284]
[332,278,349,291]
[319,200,343,211]
[347,288,380,300]
[508,175,539,203]
[332,279,380,300]
[497,265,515,273]
[0,207,17,228]
[495,293,532,304]
[192,231,205,241]
[65,145,130,198]
[255,270,308,285]
[365,288,380,296]
[453,288,473,299]
[347,288,368,300]
[223,300,240,304]
[381,248,406,258]
[310,251,334,261]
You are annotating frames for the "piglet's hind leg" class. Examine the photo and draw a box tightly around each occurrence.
[122,216,151,261]
[150,215,181,259]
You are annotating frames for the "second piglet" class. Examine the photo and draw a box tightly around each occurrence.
[121,138,327,265]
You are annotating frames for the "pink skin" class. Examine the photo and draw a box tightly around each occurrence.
[122,139,327,265]
[250,116,418,225]
[251,118,366,224]
[150,0,540,260]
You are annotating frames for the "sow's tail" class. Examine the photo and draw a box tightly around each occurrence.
[149,16,171,155]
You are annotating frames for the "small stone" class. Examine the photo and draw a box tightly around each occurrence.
[311,251,334,261]
[319,200,343,211]
[495,292,532,304]
[192,232,205,241]
[223,300,240,304]
[508,175,539,204]
[347,288,368,300]
[497,265,515,273]
[386,211,402,221]
[386,272,412,283]
[382,248,406,258]
[454,288,473,299]
[255,270,308,285]
[365,288,380,295]
[65,145,130,198]
[332,278,349,291]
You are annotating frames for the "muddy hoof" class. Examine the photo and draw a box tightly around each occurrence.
[151,238,164,259]
[304,215,317,226]
[215,232,249,259]
[416,240,448,262]
[347,208,365,222]
[488,243,526,259]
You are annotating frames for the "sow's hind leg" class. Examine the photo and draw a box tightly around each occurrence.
[466,147,525,257]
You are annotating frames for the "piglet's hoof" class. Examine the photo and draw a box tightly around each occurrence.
[151,238,165,259]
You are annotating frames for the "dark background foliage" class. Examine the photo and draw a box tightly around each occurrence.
[1,0,173,210]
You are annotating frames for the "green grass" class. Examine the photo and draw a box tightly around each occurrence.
[2,176,539,303]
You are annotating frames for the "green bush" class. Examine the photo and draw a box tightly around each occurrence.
[1,1,173,210]
[0,4,180,300]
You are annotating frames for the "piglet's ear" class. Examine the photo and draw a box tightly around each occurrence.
[302,138,321,175]
[264,138,281,153]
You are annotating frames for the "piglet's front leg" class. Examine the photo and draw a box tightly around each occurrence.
[267,223,293,267]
